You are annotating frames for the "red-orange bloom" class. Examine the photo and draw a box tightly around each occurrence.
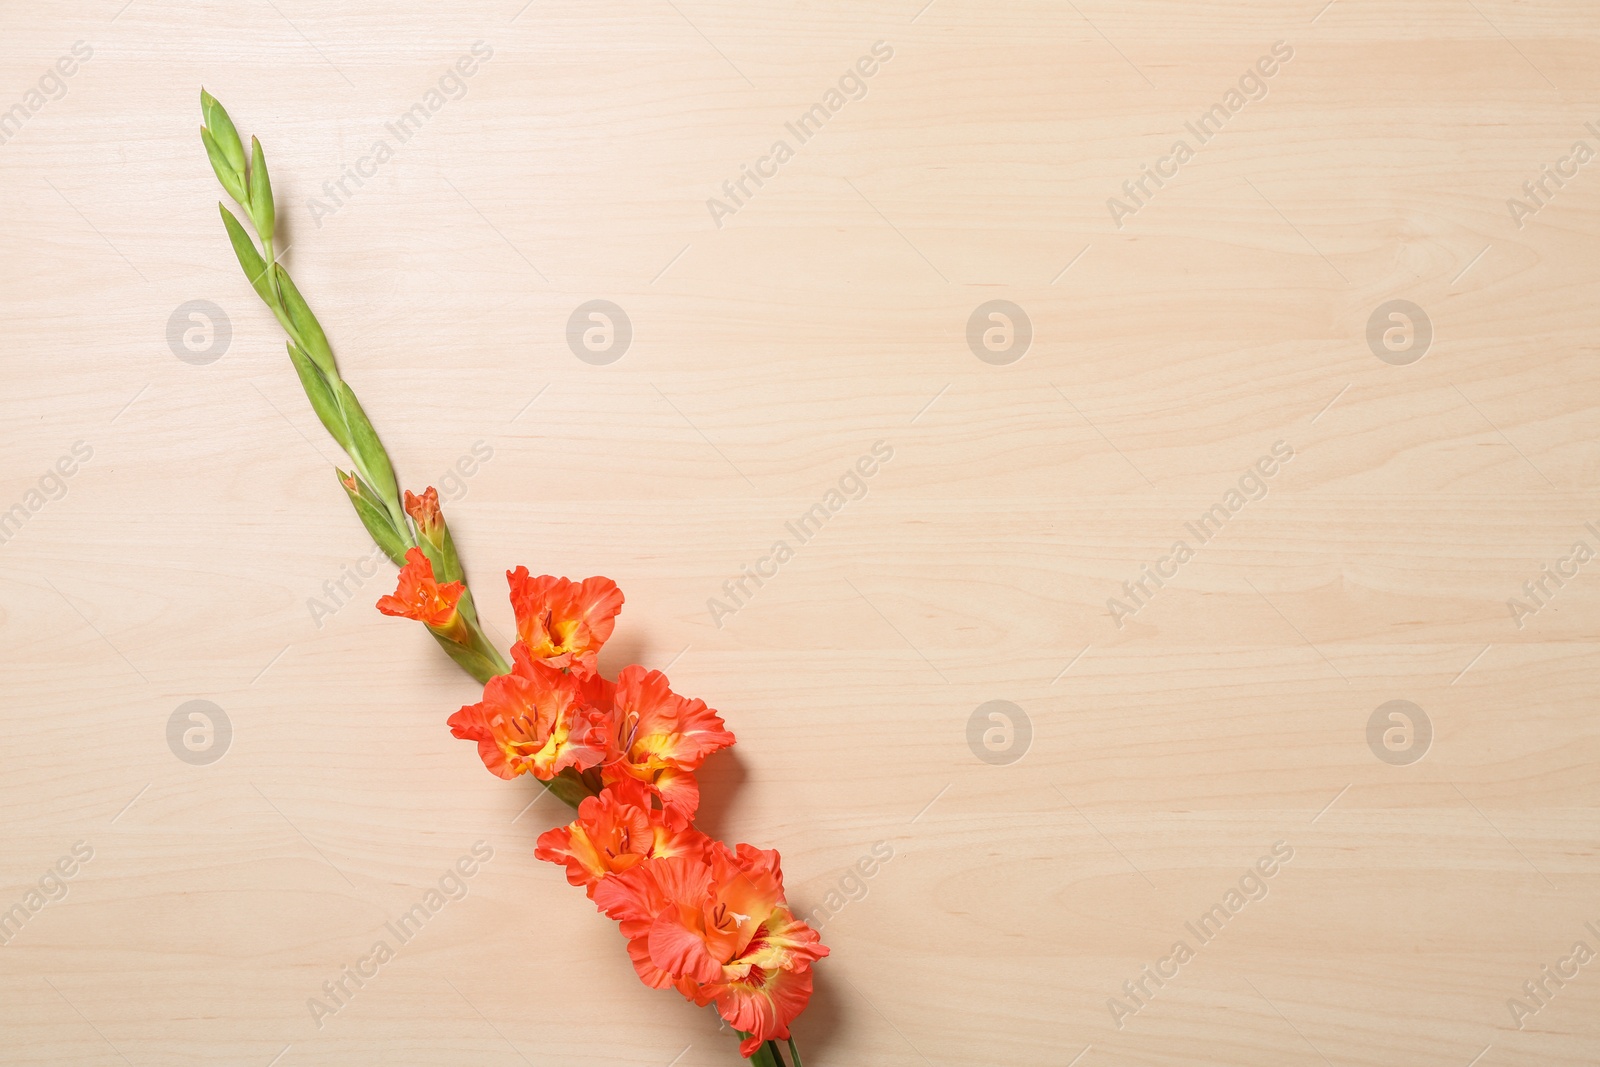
[593,843,828,1054]
[600,665,735,818]
[376,547,463,629]
[507,570,623,677]
[447,657,609,781]
[534,778,710,897]
[403,487,444,538]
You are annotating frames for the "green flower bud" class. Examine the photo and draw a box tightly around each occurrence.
[335,381,399,508]
[218,204,273,307]
[288,342,351,454]
[201,127,246,203]
[199,89,247,176]
[271,264,336,377]
[337,469,408,566]
[402,487,462,583]
[248,136,275,244]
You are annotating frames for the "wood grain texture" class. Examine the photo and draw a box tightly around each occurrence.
[2,0,1599,1063]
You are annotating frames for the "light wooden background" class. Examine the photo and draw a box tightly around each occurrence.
[3,1,1599,1064]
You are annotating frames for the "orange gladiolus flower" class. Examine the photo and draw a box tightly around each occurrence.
[507,569,623,678]
[447,657,609,781]
[535,778,710,896]
[376,547,464,630]
[593,843,828,1054]
[600,665,735,818]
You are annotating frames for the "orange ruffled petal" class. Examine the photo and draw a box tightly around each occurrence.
[591,842,827,1050]
[507,569,623,678]
[402,487,444,538]
[376,547,463,628]
[600,665,735,818]
[447,657,608,781]
[534,778,710,896]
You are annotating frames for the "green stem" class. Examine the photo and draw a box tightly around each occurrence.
[735,1031,799,1066]
[252,216,420,557]
[547,767,595,808]
[453,588,511,677]
[221,170,516,689]
[470,622,513,676]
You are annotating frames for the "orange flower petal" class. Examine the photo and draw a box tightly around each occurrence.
[716,964,816,1053]
[649,905,724,986]
[593,842,827,1047]
[600,666,734,817]
[376,547,463,628]
[506,570,623,677]
[447,657,607,781]
[402,487,443,537]
[535,779,709,896]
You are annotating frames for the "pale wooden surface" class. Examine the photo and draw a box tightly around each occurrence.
[3,1,1600,1064]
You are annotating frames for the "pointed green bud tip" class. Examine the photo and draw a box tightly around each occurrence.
[218,202,274,305]
[248,135,275,242]
[199,87,246,174]
[336,467,408,566]
[290,342,352,454]
[274,264,337,378]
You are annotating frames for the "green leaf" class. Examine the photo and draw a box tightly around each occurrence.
[272,264,336,377]
[200,88,246,173]
[218,203,274,306]
[337,469,408,566]
[335,380,399,507]
[201,127,246,203]
[248,135,275,244]
[288,342,351,453]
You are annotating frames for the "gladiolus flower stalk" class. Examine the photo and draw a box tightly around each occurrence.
[200,92,825,1063]
[201,88,508,685]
